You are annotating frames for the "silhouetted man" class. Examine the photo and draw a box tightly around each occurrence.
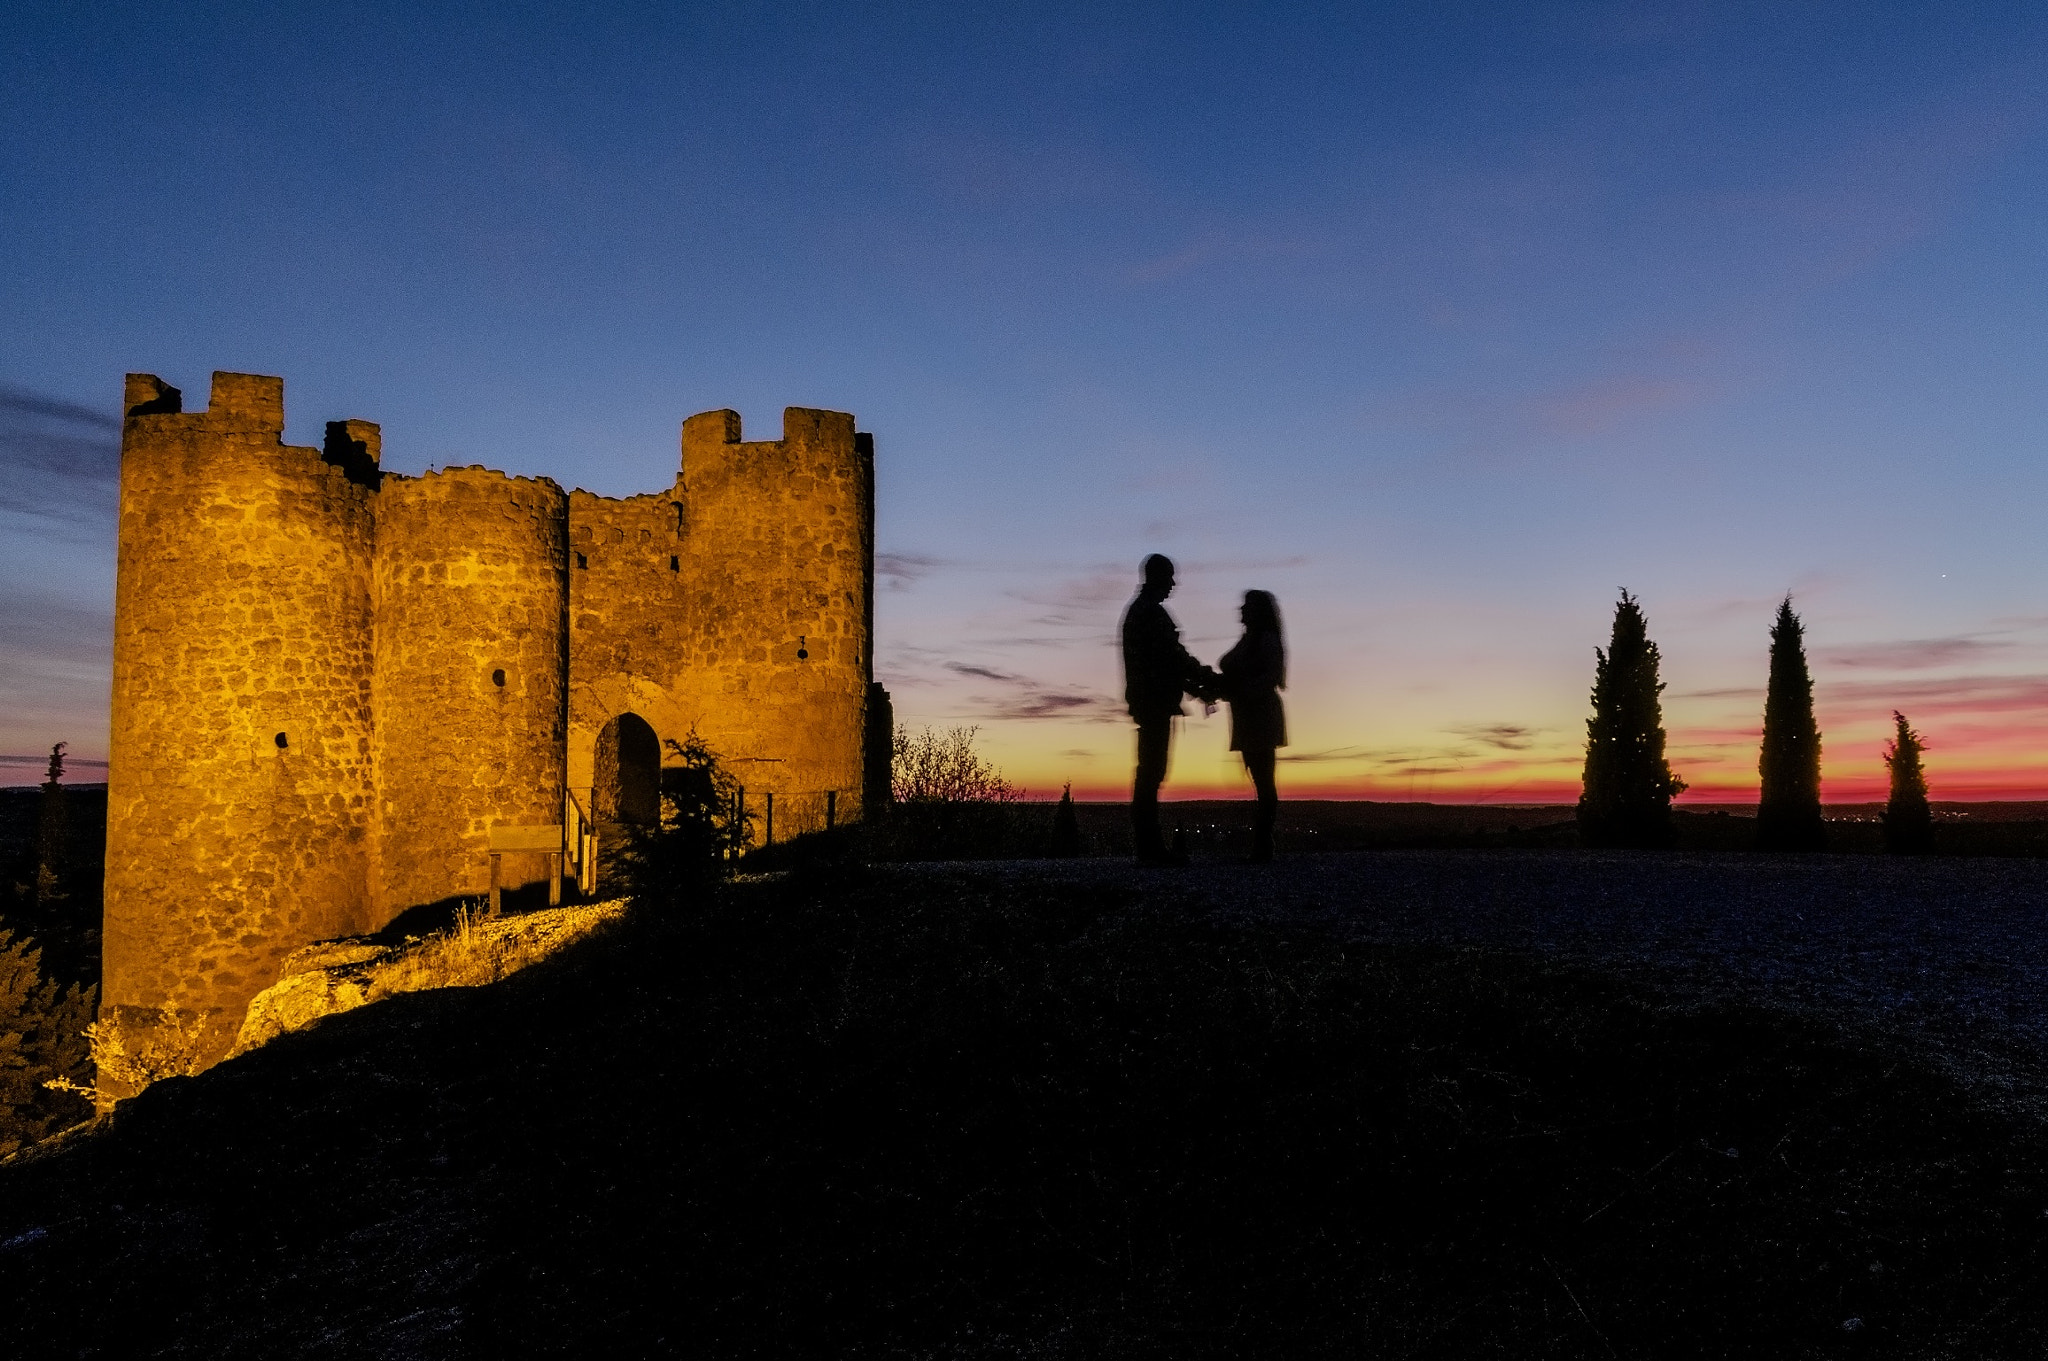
[1121,554,1217,864]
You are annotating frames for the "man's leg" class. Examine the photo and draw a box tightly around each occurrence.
[1132,718,1171,861]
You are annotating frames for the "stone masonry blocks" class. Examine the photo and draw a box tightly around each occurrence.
[104,374,875,1076]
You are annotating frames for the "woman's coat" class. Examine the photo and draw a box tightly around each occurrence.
[1218,630,1287,752]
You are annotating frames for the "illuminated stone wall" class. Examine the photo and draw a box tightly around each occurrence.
[566,408,872,840]
[372,467,569,923]
[103,372,875,1069]
[104,373,379,1063]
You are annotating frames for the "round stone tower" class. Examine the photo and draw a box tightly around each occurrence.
[103,372,378,1066]
[371,467,570,923]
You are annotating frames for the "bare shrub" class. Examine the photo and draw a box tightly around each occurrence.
[43,1001,207,1114]
[892,725,1021,804]
[874,727,1033,860]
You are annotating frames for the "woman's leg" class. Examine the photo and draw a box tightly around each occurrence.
[1243,747,1278,861]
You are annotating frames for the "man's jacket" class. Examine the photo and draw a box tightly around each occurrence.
[1121,593,1208,721]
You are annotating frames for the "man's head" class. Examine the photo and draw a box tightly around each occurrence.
[1141,553,1176,598]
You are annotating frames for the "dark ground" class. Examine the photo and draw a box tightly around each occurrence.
[4,848,2048,1358]
[963,849,2048,1119]
[1063,798,2048,859]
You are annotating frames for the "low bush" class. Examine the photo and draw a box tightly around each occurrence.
[610,732,754,908]
[0,925,93,1155]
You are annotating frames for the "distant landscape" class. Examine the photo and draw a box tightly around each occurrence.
[1034,797,2048,860]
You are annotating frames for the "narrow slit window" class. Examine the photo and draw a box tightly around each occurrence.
[576,552,588,569]
[669,555,679,571]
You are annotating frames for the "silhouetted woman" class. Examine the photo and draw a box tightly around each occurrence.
[1218,590,1287,862]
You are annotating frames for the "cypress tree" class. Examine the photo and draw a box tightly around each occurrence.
[1756,598,1826,851]
[1050,783,1082,857]
[33,743,67,906]
[1578,591,1686,848]
[1883,711,1932,854]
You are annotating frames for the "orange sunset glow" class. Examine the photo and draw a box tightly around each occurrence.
[889,571,2048,806]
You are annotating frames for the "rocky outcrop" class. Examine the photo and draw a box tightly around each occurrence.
[231,902,626,1057]
[231,943,390,1056]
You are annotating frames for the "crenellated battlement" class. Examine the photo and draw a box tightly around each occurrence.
[680,405,860,484]
[203,372,284,430]
[123,373,182,417]
[122,371,285,432]
[104,370,880,1082]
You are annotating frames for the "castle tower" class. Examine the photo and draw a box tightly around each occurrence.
[371,468,570,922]
[104,373,379,1065]
[672,406,873,829]
[564,408,875,838]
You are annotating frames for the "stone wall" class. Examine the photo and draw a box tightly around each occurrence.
[562,408,873,842]
[563,487,688,818]
[372,467,569,923]
[102,372,876,1072]
[668,408,871,835]
[104,373,379,1065]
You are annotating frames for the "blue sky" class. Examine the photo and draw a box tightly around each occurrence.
[6,2,2048,797]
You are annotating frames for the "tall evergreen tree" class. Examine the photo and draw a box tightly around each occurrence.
[34,742,67,905]
[1756,598,1826,851]
[1050,783,1082,857]
[1883,711,1932,855]
[1579,591,1687,848]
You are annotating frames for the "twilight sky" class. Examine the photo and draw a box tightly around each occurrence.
[5,2,2048,799]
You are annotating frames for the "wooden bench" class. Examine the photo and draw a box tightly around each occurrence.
[487,824,564,916]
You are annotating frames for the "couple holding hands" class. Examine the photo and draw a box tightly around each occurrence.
[1120,553,1287,865]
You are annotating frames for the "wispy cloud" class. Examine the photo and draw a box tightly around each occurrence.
[1125,229,1313,286]
[1818,673,2048,718]
[0,589,113,764]
[876,551,943,591]
[1816,636,2013,670]
[1373,365,1711,461]
[945,661,1020,683]
[1448,722,1542,751]
[1277,745,1373,765]
[0,753,107,769]
[1007,569,1131,630]
[1528,374,1703,438]
[1726,79,2038,291]
[938,660,1124,722]
[0,384,121,527]
[0,591,111,671]
[987,690,1124,721]
[1127,233,1229,285]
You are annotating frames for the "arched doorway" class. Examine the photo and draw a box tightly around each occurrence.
[594,713,661,830]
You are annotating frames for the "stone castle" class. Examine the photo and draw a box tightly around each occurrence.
[105,371,880,1067]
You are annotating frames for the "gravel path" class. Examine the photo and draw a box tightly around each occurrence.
[907,850,2048,1117]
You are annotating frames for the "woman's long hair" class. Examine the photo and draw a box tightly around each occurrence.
[1242,590,1285,689]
